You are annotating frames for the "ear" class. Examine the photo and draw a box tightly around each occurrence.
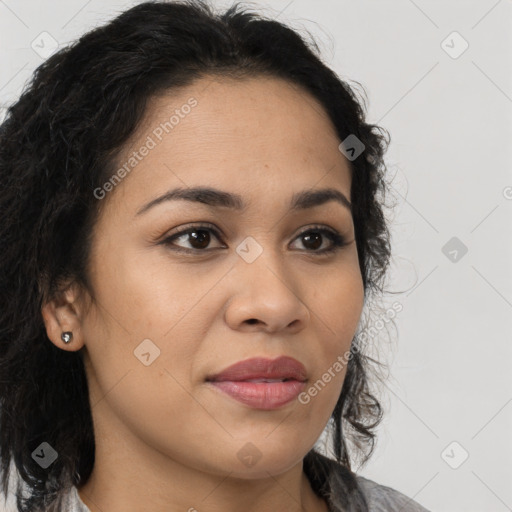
[41,281,86,352]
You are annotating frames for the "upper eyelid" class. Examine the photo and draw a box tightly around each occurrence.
[163,222,225,242]
[166,222,339,236]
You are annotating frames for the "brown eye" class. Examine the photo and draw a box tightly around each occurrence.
[184,229,211,250]
[290,227,348,254]
[162,226,224,252]
[301,231,323,251]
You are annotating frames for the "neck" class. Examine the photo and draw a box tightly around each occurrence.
[78,455,329,512]
[76,396,328,512]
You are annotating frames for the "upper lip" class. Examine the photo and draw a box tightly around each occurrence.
[206,356,307,382]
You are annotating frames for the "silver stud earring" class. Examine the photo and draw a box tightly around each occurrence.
[61,331,73,344]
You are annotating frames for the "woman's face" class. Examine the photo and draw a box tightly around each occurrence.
[56,76,364,480]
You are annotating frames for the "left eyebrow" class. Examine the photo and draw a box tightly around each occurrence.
[135,186,352,216]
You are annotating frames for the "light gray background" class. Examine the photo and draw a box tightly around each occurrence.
[1,1,511,511]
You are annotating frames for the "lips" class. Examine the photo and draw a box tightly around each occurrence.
[206,356,308,410]
[206,356,307,383]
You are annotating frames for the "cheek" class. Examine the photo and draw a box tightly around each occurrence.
[90,361,210,460]
[82,307,209,451]
[319,266,364,342]
[88,246,207,338]
[295,268,363,413]
[81,250,216,408]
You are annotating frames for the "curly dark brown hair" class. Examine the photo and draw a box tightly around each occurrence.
[0,1,392,510]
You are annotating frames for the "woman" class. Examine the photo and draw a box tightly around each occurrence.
[0,1,430,511]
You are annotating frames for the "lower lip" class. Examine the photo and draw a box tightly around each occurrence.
[208,380,306,410]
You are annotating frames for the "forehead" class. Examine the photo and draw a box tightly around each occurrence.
[103,75,351,214]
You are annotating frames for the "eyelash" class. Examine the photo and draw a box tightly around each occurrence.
[160,223,349,256]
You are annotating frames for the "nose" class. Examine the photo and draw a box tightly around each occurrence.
[224,250,311,334]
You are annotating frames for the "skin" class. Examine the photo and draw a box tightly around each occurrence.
[41,75,365,512]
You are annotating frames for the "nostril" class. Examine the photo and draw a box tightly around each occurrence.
[246,319,258,325]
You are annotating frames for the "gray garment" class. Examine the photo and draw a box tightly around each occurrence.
[62,475,430,512]
[355,476,430,511]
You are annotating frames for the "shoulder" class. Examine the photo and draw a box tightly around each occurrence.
[353,474,431,512]
[56,485,91,512]
[304,450,430,512]
[0,462,90,512]
[0,461,21,512]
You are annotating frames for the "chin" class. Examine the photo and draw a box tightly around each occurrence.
[227,461,301,480]
[225,444,305,480]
